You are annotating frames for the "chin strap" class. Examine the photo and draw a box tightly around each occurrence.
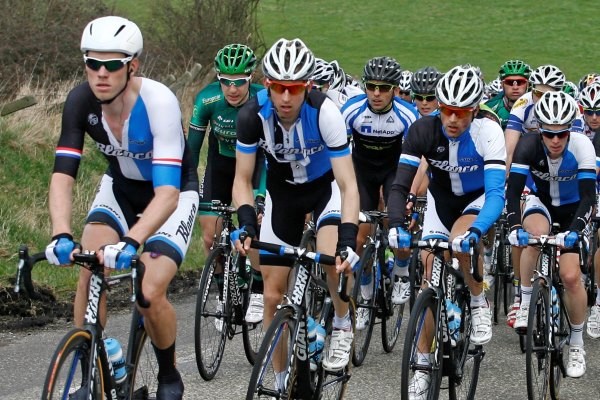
[96,66,131,105]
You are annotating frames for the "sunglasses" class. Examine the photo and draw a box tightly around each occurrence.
[364,82,395,93]
[539,127,570,139]
[266,79,309,95]
[503,78,528,86]
[439,104,475,119]
[399,90,411,96]
[217,75,252,87]
[414,94,436,102]
[583,108,600,117]
[532,88,549,98]
[83,55,133,72]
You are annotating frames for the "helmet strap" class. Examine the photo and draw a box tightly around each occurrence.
[96,64,131,105]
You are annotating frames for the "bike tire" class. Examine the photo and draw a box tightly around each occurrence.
[351,244,377,366]
[550,286,568,400]
[492,234,503,324]
[401,288,443,400]
[381,246,404,353]
[194,246,229,381]
[448,300,483,400]
[526,279,551,400]
[246,307,302,399]
[501,239,514,316]
[408,247,422,311]
[42,328,103,400]
[128,311,159,399]
[242,264,264,366]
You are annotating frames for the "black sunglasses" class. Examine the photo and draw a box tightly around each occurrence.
[539,128,570,139]
[83,55,133,72]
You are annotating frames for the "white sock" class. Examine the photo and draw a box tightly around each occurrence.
[570,322,584,347]
[417,352,431,366]
[333,311,351,331]
[521,286,532,307]
[275,371,286,391]
[360,284,372,301]
[470,291,487,308]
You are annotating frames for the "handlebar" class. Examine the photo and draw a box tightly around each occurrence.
[15,245,46,299]
[198,200,236,214]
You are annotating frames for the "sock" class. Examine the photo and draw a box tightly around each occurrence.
[275,371,286,391]
[393,258,409,279]
[333,311,351,331]
[570,322,584,347]
[417,352,431,366]
[521,286,532,307]
[251,269,263,293]
[360,271,373,300]
[470,291,487,308]
[152,341,178,383]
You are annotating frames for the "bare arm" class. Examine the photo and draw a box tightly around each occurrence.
[48,173,76,236]
[331,154,359,225]
[504,128,521,175]
[232,150,257,253]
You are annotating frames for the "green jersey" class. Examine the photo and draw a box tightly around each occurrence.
[485,92,511,130]
[188,82,263,165]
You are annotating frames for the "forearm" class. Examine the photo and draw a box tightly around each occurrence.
[127,186,179,244]
[49,173,75,236]
[504,129,520,174]
[409,157,428,195]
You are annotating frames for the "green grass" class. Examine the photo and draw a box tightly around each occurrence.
[258,0,600,83]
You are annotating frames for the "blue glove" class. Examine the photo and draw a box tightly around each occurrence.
[231,225,256,243]
[45,233,76,265]
[452,230,480,253]
[103,237,139,270]
[556,231,579,249]
[388,226,411,249]
[508,228,529,247]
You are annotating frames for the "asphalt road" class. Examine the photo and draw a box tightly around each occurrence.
[2,292,600,400]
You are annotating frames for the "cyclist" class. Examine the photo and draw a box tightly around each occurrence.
[507,91,595,378]
[398,70,413,103]
[486,59,532,130]
[410,66,442,117]
[188,44,266,325]
[311,57,349,109]
[388,65,506,398]
[341,56,418,322]
[563,80,580,100]
[231,38,360,382]
[578,72,600,92]
[44,16,199,399]
[330,59,365,98]
[483,77,503,102]
[577,83,600,338]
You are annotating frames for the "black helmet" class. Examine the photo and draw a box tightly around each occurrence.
[362,56,402,85]
[410,66,442,95]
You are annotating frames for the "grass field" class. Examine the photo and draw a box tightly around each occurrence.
[2,0,600,292]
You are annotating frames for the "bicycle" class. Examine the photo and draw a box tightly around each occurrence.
[524,234,585,400]
[352,210,404,366]
[401,239,485,400]
[15,246,157,399]
[489,212,513,324]
[194,200,264,380]
[245,239,353,400]
[407,196,427,310]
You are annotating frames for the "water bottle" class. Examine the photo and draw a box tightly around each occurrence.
[551,286,559,332]
[104,337,127,384]
[307,317,325,371]
[385,248,394,275]
[445,299,461,346]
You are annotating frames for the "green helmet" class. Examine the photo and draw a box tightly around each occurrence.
[214,44,257,75]
[498,60,532,80]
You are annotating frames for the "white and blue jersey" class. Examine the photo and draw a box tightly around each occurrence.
[388,115,506,235]
[342,94,418,169]
[507,92,584,134]
[236,89,350,185]
[507,131,596,232]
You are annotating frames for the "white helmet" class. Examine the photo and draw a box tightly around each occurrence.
[486,78,503,98]
[311,58,334,84]
[578,83,600,109]
[436,65,484,108]
[529,65,565,89]
[81,16,143,56]
[534,91,577,126]
[329,60,347,90]
[262,38,315,81]
[399,70,413,92]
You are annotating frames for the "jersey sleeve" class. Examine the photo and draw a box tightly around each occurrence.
[235,97,262,155]
[188,88,212,169]
[144,82,185,189]
[319,97,351,158]
[570,134,597,231]
[505,96,530,132]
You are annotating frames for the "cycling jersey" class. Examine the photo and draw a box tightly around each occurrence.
[342,94,418,169]
[189,81,264,163]
[236,89,350,185]
[388,115,506,236]
[506,92,584,134]
[507,132,596,232]
[55,79,197,191]
[485,93,511,129]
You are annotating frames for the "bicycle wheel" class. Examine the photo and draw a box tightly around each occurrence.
[408,247,422,310]
[381,246,404,352]
[242,266,264,365]
[128,314,159,399]
[492,235,503,324]
[401,288,443,400]
[194,246,229,381]
[246,307,303,399]
[448,301,483,400]
[526,279,551,400]
[300,226,327,319]
[500,238,514,316]
[42,328,103,399]
[351,244,376,366]
[549,287,568,400]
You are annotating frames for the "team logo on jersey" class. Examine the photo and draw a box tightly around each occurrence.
[88,113,99,126]
[429,159,479,173]
[513,98,528,109]
[386,116,394,123]
[538,159,545,167]
[436,146,445,153]
[360,125,372,134]
[531,170,576,182]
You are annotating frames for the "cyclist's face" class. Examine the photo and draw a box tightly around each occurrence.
[540,123,570,158]
[439,105,476,137]
[398,90,412,103]
[584,111,600,130]
[218,73,252,107]
[502,75,528,101]
[85,51,135,102]
[531,84,555,103]
[414,94,439,116]
[266,79,310,126]
[365,80,396,112]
